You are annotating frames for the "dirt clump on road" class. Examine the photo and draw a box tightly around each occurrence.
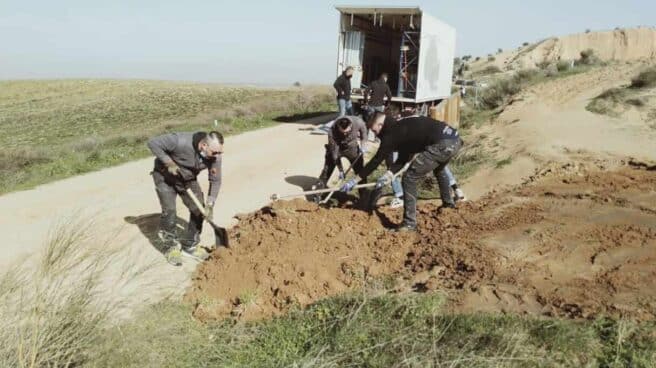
[187,162,656,321]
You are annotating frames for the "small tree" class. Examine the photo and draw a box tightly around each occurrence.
[497,48,503,54]
[585,29,591,33]
[488,55,496,62]
[523,42,530,47]
[293,81,302,87]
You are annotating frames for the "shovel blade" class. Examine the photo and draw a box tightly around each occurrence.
[212,225,229,248]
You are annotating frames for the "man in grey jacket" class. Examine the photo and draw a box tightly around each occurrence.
[147,131,224,266]
[314,116,368,200]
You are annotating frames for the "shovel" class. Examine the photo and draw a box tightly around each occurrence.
[185,188,229,248]
[271,157,416,202]
[320,151,364,204]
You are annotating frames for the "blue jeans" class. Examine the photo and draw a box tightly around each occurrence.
[389,152,403,198]
[337,98,353,116]
[444,165,457,187]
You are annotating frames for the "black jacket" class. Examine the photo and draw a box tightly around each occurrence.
[365,78,392,106]
[359,116,459,179]
[333,73,352,100]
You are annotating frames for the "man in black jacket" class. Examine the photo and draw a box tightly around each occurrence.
[364,73,393,116]
[333,66,354,116]
[147,131,224,266]
[340,113,462,231]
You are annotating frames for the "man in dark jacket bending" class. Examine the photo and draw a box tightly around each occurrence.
[147,131,224,266]
[340,113,462,231]
[314,115,368,200]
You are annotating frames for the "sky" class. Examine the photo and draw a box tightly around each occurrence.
[1,0,653,85]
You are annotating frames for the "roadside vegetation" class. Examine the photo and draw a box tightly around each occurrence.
[0,80,333,194]
[587,65,656,117]
[2,222,655,367]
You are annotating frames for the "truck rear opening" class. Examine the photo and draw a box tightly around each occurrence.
[336,6,455,106]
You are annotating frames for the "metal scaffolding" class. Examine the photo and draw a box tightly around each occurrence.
[398,31,419,98]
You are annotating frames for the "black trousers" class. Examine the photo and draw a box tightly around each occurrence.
[152,170,204,249]
[402,139,463,228]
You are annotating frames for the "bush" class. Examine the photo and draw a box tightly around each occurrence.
[292,81,301,87]
[0,219,154,367]
[480,65,502,75]
[488,55,496,62]
[577,49,600,66]
[536,60,552,70]
[497,48,503,54]
[477,69,543,110]
[557,60,572,72]
[630,66,656,89]
[523,42,530,46]
[585,29,591,33]
[475,56,481,61]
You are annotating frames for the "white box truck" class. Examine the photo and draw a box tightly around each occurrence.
[335,6,456,113]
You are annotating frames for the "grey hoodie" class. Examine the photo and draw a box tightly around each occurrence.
[327,116,367,162]
[148,132,222,204]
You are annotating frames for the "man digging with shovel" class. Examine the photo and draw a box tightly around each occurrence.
[147,131,225,266]
[312,116,369,203]
[340,112,463,232]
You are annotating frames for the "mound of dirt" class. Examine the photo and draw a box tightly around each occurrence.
[187,162,656,321]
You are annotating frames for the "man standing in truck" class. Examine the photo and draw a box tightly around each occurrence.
[334,66,354,116]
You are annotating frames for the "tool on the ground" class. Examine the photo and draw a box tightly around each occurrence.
[320,151,364,204]
[185,188,230,248]
[271,157,416,202]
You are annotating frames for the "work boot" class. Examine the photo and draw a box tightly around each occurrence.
[454,188,467,202]
[392,223,417,233]
[165,246,183,267]
[310,181,326,203]
[389,197,404,209]
[182,245,210,261]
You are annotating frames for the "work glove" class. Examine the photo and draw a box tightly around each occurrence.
[359,145,368,155]
[165,161,180,176]
[205,201,214,220]
[375,170,394,189]
[340,178,357,193]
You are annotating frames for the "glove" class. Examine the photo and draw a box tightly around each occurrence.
[375,171,394,189]
[205,203,214,220]
[338,170,345,180]
[340,178,357,193]
[359,145,368,155]
[165,161,180,176]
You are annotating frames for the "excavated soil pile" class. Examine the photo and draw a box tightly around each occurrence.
[188,162,656,321]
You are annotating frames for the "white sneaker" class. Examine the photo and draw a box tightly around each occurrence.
[389,197,404,209]
[454,188,467,202]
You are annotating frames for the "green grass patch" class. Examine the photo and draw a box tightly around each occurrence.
[90,293,656,368]
[630,66,656,89]
[0,80,333,194]
[495,157,513,169]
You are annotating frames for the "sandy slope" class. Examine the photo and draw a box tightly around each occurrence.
[0,118,331,301]
[464,62,656,199]
[469,27,656,73]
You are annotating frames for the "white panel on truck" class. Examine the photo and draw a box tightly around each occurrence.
[416,13,456,102]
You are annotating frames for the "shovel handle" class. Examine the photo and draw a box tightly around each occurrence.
[185,188,208,219]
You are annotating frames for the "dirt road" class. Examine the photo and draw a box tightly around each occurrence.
[0,119,331,298]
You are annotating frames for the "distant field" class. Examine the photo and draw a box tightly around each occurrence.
[0,80,333,193]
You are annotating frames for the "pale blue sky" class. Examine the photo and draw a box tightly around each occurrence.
[1,0,653,84]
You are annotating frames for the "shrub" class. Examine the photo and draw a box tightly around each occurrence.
[536,60,552,70]
[488,55,496,62]
[556,60,572,72]
[630,66,656,89]
[523,42,530,46]
[477,69,543,110]
[480,65,502,75]
[576,49,600,66]
[0,219,154,367]
[475,56,481,61]
[497,48,503,54]
[585,29,591,33]
[293,81,301,87]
